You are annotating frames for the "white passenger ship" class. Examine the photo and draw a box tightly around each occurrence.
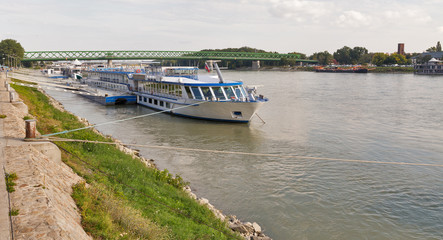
[85,63,268,122]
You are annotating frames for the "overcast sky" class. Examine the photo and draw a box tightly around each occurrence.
[1,0,442,55]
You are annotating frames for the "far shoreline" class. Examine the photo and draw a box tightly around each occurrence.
[229,66,415,74]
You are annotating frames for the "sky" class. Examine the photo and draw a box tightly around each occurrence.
[1,0,443,55]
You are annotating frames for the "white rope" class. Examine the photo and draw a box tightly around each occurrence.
[41,100,207,137]
[31,137,443,168]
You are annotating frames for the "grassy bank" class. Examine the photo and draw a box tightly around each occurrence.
[12,80,241,240]
[294,66,414,73]
[369,66,414,73]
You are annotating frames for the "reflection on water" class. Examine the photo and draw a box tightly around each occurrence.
[47,71,443,240]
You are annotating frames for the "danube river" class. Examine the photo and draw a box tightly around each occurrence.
[47,71,443,240]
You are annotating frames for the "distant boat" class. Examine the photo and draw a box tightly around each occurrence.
[315,66,368,73]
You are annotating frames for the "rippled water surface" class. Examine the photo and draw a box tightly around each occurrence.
[47,71,443,239]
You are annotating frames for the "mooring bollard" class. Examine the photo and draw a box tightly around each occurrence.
[25,119,37,139]
[9,91,15,102]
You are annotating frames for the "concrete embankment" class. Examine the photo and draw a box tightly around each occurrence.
[0,72,91,239]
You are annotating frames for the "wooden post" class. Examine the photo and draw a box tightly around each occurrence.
[25,119,36,139]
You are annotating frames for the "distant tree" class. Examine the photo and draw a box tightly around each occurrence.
[394,53,408,65]
[288,52,306,59]
[333,46,352,64]
[358,53,374,65]
[386,53,408,65]
[280,57,290,66]
[422,55,432,62]
[22,61,33,68]
[426,46,437,52]
[309,51,333,65]
[372,52,408,66]
[426,41,442,52]
[0,39,25,67]
[371,53,388,66]
[405,52,420,59]
[201,46,267,53]
[350,47,368,64]
[201,46,286,68]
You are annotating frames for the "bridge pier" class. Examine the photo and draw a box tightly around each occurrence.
[107,59,113,67]
[252,60,260,70]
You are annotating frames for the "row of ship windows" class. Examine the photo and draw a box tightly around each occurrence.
[185,86,247,100]
[138,96,171,108]
[140,82,248,100]
[91,81,128,91]
[99,76,128,83]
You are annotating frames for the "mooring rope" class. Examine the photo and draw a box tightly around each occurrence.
[28,137,443,168]
[41,100,208,137]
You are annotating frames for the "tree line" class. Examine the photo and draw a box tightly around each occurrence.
[198,45,436,68]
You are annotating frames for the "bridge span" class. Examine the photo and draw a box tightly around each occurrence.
[23,50,317,63]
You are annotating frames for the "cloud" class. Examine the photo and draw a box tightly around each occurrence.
[336,10,372,28]
[403,9,432,23]
[265,0,332,22]
[382,7,432,24]
[383,10,401,20]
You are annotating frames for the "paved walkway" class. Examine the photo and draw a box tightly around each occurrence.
[0,72,12,240]
[0,71,90,240]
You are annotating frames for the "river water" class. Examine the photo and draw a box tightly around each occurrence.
[46,71,443,240]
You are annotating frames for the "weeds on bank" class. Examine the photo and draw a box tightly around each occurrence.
[12,79,241,240]
[0,114,6,118]
[72,181,170,240]
[9,208,19,216]
[5,172,18,193]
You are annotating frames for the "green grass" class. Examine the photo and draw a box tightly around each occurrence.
[0,114,6,118]
[11,79,241,240]
[371,66,414,73]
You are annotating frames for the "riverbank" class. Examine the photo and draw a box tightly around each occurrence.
[234,66,415,73]
[5,70,271,239]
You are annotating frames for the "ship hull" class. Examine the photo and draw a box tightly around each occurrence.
[137,94,265,122]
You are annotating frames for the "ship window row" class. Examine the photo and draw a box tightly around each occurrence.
[140,82,182,97]
[92,81,128,91]
[138,82,250,101]
[186,86,248,101]
[138,95,171,108]
[98,75,128,84]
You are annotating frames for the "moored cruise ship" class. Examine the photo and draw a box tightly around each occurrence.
[83,63,267,122]
[132,63,268,122]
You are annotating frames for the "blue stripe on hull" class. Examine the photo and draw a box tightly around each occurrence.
[172,112,249,123]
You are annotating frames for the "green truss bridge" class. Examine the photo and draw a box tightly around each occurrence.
[23,50,316,63]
